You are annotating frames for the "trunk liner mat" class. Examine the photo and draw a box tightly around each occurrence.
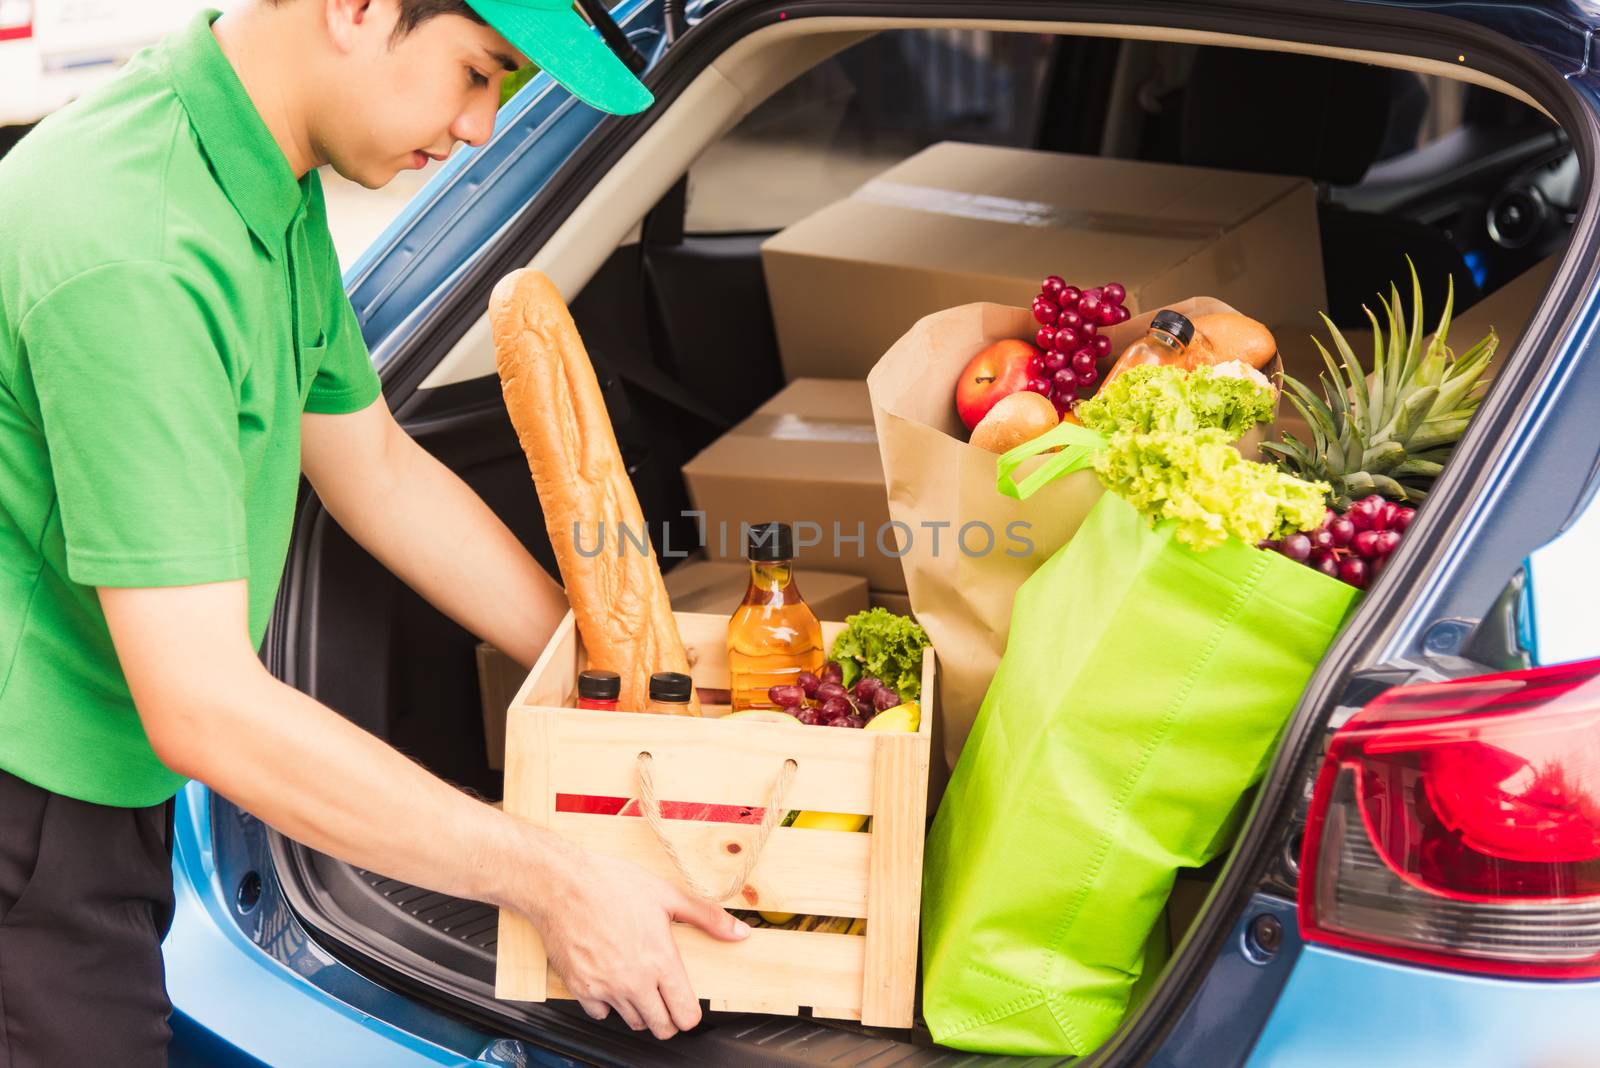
[300,852,1047,1066]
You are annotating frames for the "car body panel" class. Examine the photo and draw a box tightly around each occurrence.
[1523,445,1600,666]
[165,783,540,1067]
[1245,945,1600,1068]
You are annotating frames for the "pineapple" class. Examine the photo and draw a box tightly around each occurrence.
[1263,261,1497,509]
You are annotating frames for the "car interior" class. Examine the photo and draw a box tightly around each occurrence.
[265,19,1575,1058]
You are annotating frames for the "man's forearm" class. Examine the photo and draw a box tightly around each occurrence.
[168,662,572,917]
[332,427,568,668]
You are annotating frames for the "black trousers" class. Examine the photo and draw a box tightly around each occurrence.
[0,768,175,1067]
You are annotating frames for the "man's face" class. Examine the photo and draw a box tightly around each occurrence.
[316,2,528,189]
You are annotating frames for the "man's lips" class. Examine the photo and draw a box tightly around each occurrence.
[411,149,449,168]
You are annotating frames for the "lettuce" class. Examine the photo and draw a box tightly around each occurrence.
[1077,364,1275,439]
[829,608,930,701]
[1093,429,1329,552]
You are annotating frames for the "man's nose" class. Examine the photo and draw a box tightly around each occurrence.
[452,95,497,149]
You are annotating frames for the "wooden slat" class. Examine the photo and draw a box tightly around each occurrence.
[535,707,880,813]
[812,1006,864,1021]
[860,732,931,1029]
[545,927,864,1013]
[918,636,937,738]
[551,811,871,916]
[513,612,578,712]
[496,710,553,1001]
[710,998,801,1015]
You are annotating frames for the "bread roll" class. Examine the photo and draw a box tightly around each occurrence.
[491,269,699,715]
[968,390,1059,453]
[1188,313,1276,370]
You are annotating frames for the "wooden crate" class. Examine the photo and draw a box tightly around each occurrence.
[494,611,935,1027]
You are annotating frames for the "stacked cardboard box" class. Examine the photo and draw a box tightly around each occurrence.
[761,141,1326,381]
[682,378,904,595]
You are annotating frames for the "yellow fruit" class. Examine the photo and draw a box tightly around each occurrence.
[793,809,864,832]
[867,701,920,733]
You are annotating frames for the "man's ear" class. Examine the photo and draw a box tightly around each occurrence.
[322,0,390,55]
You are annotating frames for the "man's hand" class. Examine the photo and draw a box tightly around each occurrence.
[98,580,745,1038]
[527,839,751,1037]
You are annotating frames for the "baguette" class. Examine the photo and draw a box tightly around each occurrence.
[490,269,699,715]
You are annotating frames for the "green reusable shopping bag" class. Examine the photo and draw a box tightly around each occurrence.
[920,422,1359,1056]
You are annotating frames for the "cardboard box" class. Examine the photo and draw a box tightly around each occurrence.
[1455,252,1557,378]
[682,378,906,593]
[869,589,914,618]
[762,142,1326,381]
[477,642,526,773]
[665,557,870,620]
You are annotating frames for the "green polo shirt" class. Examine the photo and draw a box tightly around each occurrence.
[0,11,383,808]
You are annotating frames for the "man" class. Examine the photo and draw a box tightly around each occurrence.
[0,2,745,1062]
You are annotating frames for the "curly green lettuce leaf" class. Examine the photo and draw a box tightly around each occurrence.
[829,607,930,701]
[1078,364,1275,439]
[1093,428,1329,551]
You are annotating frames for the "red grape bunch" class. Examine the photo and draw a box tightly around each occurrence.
[1029,276,1131,417]
[1262,495,1416,590]
[768,660,901,729]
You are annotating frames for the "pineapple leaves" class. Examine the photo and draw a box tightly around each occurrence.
[1265,255,1493,506]
[1322,311,1369,431]
[1359,440,1406,475]
[1392,458,1445,480]
[1382,383,1439,446]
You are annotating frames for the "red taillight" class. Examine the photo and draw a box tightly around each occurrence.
[1300,657,1600,977]
[0,1,31,42]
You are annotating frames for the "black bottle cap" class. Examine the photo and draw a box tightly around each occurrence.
[578,670,621,701]
[746,522,796,562]
[1150,310,1195,347]
[648,671,694,702]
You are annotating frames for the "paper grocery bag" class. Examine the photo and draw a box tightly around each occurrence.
[866,298,1274,770]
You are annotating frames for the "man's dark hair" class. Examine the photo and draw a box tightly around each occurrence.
[389,0,487,37]
[266,0,487,41]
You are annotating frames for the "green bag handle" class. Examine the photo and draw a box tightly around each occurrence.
[995,420,1109,500]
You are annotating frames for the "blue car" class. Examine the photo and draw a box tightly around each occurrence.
[163,1,1600,1064]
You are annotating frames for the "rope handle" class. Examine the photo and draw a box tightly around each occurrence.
[634,752,797,902]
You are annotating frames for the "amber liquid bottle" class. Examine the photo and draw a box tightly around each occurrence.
[1112,309,1196,371]
[728,523,825,711]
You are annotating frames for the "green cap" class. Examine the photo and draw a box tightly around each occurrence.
[466,0,653,115]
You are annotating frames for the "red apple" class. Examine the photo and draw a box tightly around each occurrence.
[956,339,1037,430]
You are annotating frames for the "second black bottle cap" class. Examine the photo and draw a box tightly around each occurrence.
[649,671,694,702]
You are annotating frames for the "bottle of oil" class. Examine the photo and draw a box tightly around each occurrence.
[1113,310,1195,371]
[728,522,824,711]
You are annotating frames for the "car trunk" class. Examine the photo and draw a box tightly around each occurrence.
[263,235,1238,1065]
[249,9,1577,1065]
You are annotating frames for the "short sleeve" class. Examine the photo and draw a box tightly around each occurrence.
[303,285,382,414]
[19,261,249,588]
